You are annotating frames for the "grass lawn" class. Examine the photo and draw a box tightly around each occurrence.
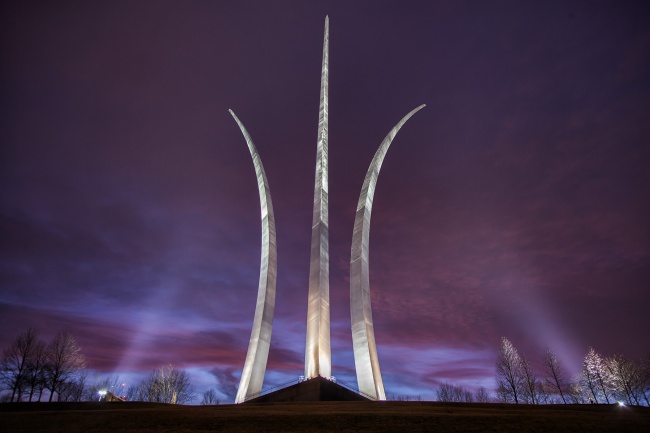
[1,401,649,432]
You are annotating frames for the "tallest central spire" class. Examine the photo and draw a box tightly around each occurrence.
[304,16,331,379]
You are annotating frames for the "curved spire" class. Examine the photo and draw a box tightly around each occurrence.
[230,109,278,404]
[305,15,331,379]
[350,104,425,400]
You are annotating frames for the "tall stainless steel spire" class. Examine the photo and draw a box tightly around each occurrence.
[230,16,425,402]
[350,105,425,400]
[304,16,331,379]
[230,110,278,404]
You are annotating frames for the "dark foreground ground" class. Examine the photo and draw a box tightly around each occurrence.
[1,401,649,432]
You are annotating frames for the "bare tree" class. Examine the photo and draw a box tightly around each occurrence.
[32,372,49,402]
[156,364,194,404]
[581,357,599,402]
[437,383,457,402]
[475,386,490,403]
[436,383,476,403]
[44,331,86,402]
[24,339,48,402]
[606,354,643,405]
[201,388,220,405]
[536,381,555,404]
[125,384,139,402]
[496,337,524,404]
[543,348,569,403]
[132,365,195,404]
[520,354,539,404]
[581,347,612,404]
[0,328,40,402]
[387,394,420,401]
[642,354,650,406]
[567,381,586,404]
[133,370,162,402]
[57,371,87,402]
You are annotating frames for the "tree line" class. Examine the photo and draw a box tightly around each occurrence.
[0,328,223,404]
[0,328,85,402]
[11,327,646,405]
[496,337,650,405]
[436,337,650,405]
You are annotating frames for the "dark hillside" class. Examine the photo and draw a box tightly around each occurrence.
[2,401,649,432]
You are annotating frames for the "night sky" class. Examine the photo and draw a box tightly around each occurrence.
[2,1,649,403]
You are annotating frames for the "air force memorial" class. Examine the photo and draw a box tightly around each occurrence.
[230,17,424,403]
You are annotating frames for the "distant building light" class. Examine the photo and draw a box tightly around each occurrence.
[98,390,125,402]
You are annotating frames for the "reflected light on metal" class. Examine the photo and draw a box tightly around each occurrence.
[350,104,426,400]
[230,110,278,404]
[305,16,331,379]
[230,16,425,402]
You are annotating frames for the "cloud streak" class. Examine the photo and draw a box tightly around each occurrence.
[1,1,649,402]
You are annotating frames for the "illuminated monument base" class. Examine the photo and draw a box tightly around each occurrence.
[244,376,369,403]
